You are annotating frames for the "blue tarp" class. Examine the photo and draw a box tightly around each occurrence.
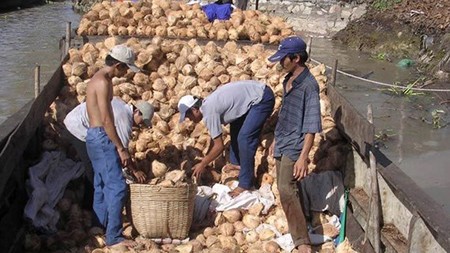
[202,3,233,22]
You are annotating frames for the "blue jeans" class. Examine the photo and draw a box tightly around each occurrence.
[229,86,275,189]
[86,127,127,246]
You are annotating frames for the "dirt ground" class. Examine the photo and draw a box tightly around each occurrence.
[334,0,450,70]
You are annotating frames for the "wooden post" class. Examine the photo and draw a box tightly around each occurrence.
[255,0,259,10]
[65,22,72,56]
[331,59,338,86]
[364,104,381,253]
[34,65,40,98]
[307,37,312,62]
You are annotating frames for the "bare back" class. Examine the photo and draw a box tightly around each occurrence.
[86,68,114,128]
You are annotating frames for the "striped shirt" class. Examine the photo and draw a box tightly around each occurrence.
[273,68,322,161]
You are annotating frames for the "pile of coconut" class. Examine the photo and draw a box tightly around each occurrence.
[77,0,294,44]
[31,36,357,253]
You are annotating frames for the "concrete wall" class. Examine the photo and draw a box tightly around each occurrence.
[246,0,368,37]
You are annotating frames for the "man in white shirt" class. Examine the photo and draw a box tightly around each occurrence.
[63,97,153,208]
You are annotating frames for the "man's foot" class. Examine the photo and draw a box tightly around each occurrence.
[228,186,247,198]
[297,244,312,253]
[222,164,240,173]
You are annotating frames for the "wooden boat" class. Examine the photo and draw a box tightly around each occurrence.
[0,0,45,10]
[0,37,449,253]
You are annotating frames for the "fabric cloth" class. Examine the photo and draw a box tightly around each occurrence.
[300,171,345,217]
[273,68,322,161]
[63,97,133,148]
[24,151,84,232]
[194,183,275,215]
[228,86,275,189]
[86,127,127,246]
[276,155,310,246]
[201,80,265,139]
[201,3,233,22]
[62,128,95,210]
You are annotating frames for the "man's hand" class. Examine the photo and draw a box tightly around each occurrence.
[192,162,208,182]
[293,157,310,181]
[118,148,131,167]
[132,170,147,183]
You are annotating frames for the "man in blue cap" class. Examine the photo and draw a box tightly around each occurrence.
[268,36,322,253]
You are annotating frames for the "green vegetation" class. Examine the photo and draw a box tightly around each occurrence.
[371,0,402,11]
[383,77,425,97]
[371,52,388,61]
[374,129,396,148]
[431,109,447,129]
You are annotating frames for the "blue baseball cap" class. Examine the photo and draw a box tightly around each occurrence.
[268,36,307,62]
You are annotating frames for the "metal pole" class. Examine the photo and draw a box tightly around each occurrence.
[331,59,338,86]
[34,65,40,98]
[65,22,72,56]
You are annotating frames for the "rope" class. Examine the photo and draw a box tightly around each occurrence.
[309,58,450,92]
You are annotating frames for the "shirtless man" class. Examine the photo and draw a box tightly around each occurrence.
[85,45,140,248]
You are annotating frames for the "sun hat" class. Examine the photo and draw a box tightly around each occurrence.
[178,95,199,123]
[134,100,154,127]
[268,36,307,62]
[109,44,140,72]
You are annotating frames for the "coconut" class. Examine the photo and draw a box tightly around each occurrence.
[263,241,279,253]
[151,160,167,178]
[219,222,235,236]
[241,214,260,229]
[222,209,242,223]
[244,230,258,243]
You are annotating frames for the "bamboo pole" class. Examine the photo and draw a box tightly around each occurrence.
[331,59,338,86]
[364,104,381,253]
[307,37,312,62]
[34,65,40,98]
[65,22,72,56]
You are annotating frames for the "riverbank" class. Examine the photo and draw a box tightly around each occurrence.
[333,0,450,93]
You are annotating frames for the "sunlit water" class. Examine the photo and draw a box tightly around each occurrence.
[0,2,449,213]
[0,1,80,123]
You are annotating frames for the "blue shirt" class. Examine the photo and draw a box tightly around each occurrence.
[274,68,322,161]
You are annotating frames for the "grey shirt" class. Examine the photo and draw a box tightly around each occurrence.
[201,80,266,138]
[63,97,133,147]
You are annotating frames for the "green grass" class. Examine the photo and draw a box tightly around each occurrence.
[372,0,402,11]
[383,77,425,97]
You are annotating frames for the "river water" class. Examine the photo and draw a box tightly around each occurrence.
[1,2,449,214]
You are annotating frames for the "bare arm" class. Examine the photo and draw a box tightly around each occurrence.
[293,133,314,180]
[96,80,131,167]
[192,135,224,180]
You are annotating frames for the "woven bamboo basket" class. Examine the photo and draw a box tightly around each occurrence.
[129,183,197,239]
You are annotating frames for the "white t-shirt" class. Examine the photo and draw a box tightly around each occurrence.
[63,97,134,147]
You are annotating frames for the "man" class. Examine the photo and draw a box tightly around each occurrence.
[178,80,275,197]
[268,36,322,253]
[84,44,144,248]
[63,97,153,209]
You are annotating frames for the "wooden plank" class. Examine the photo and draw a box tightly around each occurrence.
[327,84,375,159]
[346,207,376,253]
[373,148,450,251]
[0,174,27,252]
[350,188,408,252]
[0,64,64,198]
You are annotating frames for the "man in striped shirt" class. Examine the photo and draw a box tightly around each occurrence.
[268,36,322,253]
